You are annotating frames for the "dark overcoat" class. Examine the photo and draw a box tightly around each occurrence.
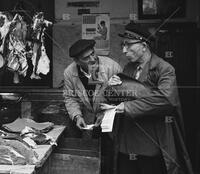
[112,54,193,174]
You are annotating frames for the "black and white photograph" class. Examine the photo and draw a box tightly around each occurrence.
[0,0,200,174]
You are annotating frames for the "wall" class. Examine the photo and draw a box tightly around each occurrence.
[53,0,199,87]
[55,0,133,22]
[54,0,198,23]
[53,23,127,87]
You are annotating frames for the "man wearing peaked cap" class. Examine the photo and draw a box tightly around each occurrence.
[118,21,155,42]
[100,22,194,174]
[63,39,122,174]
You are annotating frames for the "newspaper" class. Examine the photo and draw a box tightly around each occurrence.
[101,108,116,132]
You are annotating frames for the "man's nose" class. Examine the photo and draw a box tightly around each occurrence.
[89,55,95,62]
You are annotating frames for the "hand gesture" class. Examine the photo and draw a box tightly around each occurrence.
[100,103,116,110]
[76,116,86,129]
[108,75,122,86]
[100,102,124,113]
[115,102,124,113]
[94,111,105,127]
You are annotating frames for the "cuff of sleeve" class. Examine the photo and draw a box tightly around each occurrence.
[71,111,82,120]
[123,101,131,118]
[123,101,127,113]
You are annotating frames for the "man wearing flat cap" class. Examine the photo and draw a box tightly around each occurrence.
[101,22,194,174]
[64,39,121,127]
[63,39,122,173]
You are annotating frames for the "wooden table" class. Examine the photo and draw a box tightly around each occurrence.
[0,125,66,174]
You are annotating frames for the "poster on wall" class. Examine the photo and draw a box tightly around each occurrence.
[82,13,110,55]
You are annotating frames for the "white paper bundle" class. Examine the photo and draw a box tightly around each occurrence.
[101,108,116,132]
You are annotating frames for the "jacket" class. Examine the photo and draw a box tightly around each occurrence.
[63,56,122,124]
[114,54,193,174]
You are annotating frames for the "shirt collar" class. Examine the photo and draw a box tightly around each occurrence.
[137,58,149,70]
[137,52,152,70]
[79,67,91,79]
[72,56,106,77]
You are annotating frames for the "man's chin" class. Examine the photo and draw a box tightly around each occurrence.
[128,58,136,62]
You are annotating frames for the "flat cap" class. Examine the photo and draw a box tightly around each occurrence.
[69,39,96,58]
[118,22,155,42]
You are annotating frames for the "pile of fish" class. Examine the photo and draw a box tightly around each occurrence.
[0,132,38,165]
[0,118,55,165]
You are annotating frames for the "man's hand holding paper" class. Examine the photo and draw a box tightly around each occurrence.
[100,103,124,113]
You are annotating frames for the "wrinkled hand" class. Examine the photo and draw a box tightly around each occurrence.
[115,102,124,113]
[100,102,124,113]
[76,116,86,129]
[94,113,104,127]
[100,103,116,110]
[108,75,122,86]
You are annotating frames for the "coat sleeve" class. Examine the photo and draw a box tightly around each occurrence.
[124,65,178,119]
[94,58,122,112]
[111,61,123,77]
[63,71,82,120]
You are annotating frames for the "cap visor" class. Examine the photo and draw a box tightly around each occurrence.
[118,33,126,38]
[118,33,138,40]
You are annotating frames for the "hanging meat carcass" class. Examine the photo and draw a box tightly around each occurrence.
[6,14,28,77]
[0,12,28,80]
[0,12,12,66]
[0,12,11,52]
[0,11,52,83]
[30,12,52,79]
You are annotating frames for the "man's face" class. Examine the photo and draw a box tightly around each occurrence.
[76,48,98,71]
[121,39,144,63]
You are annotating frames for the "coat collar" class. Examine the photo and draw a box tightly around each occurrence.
[149,53,160,70]
[136,53,159,81]
[70,56,107,111]
[71,56,106,77]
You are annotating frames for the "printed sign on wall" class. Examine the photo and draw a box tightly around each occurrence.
[82,13,110,55]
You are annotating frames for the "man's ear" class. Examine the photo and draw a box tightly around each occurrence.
[142,42,147,47]
[141,42,148,51]
[142,47,146,52]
